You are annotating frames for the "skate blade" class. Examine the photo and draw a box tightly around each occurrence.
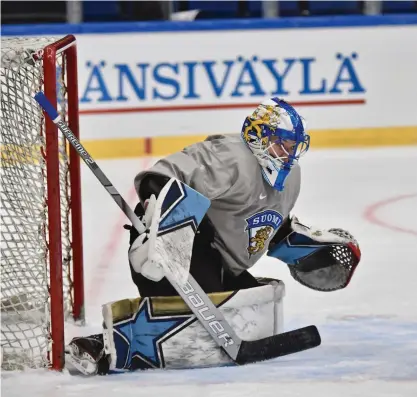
[65,349,98,376]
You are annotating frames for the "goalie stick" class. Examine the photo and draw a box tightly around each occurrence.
[34,92,321,366]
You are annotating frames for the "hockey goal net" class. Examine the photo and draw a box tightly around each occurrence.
[1,35,84,370]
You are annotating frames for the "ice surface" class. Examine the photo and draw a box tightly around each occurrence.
[2,146,417,396]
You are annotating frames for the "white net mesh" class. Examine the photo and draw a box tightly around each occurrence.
[1,37,74,369]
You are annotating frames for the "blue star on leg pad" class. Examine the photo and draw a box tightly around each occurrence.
[113,298,190,369]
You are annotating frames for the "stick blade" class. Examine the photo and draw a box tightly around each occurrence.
[235,325,321,365]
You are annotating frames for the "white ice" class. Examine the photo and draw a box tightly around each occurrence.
[2,146,417,397]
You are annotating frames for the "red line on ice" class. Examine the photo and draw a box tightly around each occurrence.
[88,157,153,307]
[363,194,417,237]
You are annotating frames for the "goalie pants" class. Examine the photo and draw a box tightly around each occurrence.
[127,174,261,297]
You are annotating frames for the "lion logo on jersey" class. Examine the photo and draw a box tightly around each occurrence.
[248,226,273,255]
[245,210,283,257]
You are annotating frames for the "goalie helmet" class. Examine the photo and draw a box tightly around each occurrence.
[241,98,310,191]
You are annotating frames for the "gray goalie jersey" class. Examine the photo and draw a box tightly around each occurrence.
[134,134,301,276]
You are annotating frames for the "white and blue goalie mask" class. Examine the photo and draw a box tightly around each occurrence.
[241,98,310,191]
